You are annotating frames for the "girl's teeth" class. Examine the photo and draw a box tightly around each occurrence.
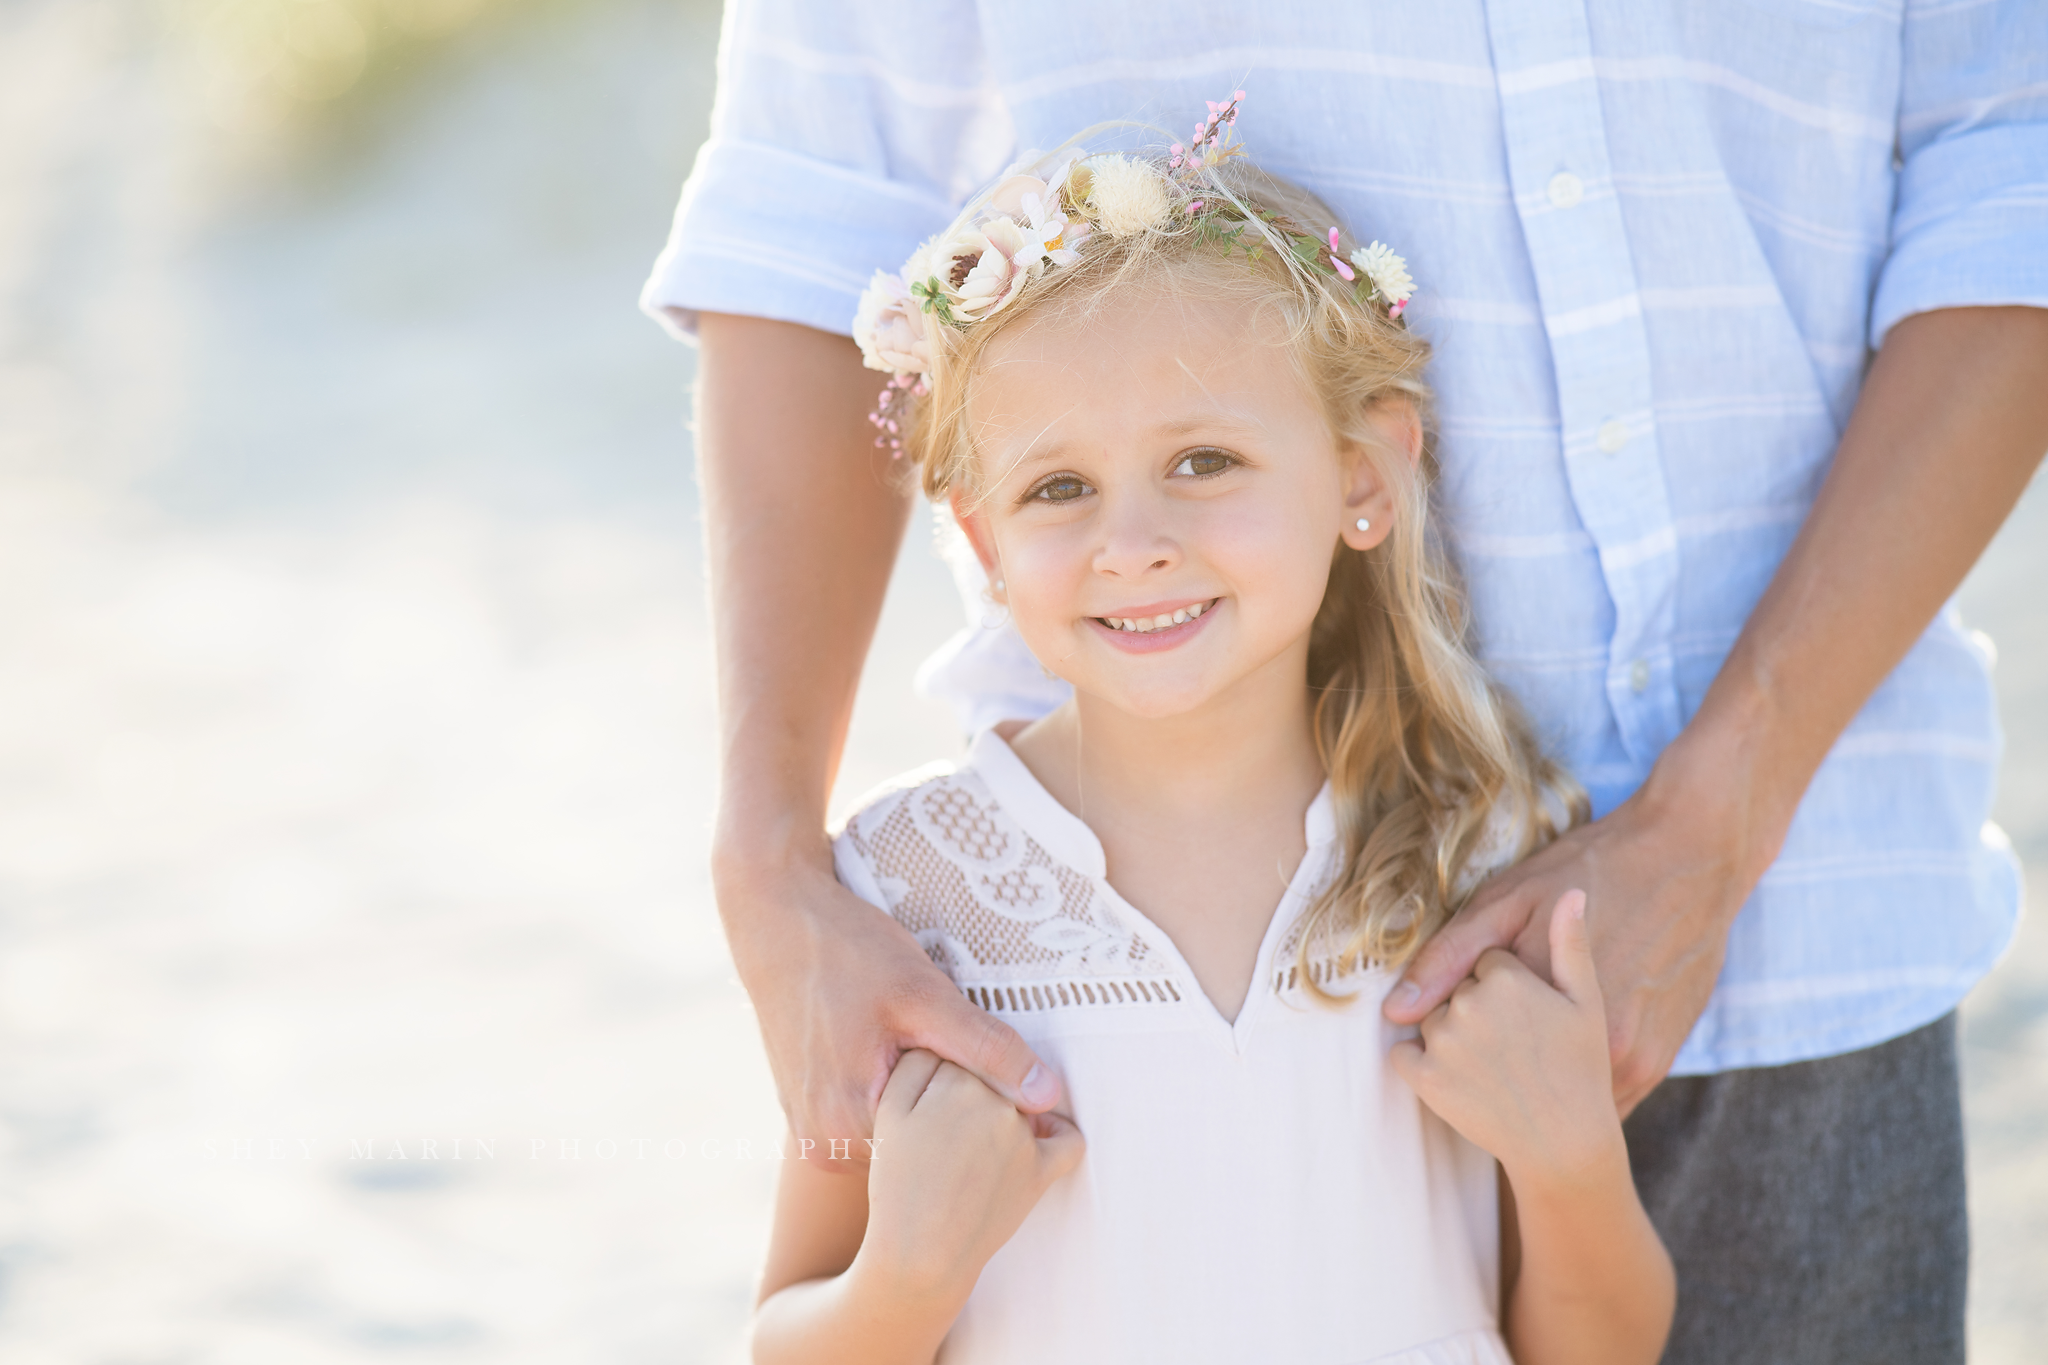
[1104,602,1212,634]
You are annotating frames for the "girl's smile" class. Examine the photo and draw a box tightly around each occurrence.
[1089,597,1220,650]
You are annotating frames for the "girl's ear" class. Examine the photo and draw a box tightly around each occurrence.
[948,486,1003,589]
[1372,398,1424,467]
[1339,399,1420,553]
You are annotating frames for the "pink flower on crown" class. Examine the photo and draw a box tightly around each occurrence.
[852,269,933,374]
[1327,227,1356,281]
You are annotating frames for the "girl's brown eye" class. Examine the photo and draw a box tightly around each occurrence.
[1173,448,1235,478]
[1032,476,1092,503]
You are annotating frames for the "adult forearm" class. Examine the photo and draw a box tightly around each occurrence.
[692,316,1057,1136]
[1390,309,2047,1106]
[696,313,914,888]
[1648,306,2048,865]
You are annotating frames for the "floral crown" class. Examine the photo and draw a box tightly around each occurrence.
[852,93,1417,455]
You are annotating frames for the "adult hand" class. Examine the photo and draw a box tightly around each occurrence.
[1384,740,1769,1116]
[719,855,1063,1174]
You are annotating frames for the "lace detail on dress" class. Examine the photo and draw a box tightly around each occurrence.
[840,771,1185,1011]
[1265,795,1530,998]
[1269,881,1377,998]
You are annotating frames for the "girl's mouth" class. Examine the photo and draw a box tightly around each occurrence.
[1089,598,1220,648]
[1095,599,1213,633]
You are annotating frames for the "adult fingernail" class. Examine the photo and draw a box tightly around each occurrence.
[1019,1063,1057,1107]
[1393,982,1421,1011]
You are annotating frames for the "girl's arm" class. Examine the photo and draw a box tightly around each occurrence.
[1392,891,1675,1365]
[752,1049,1086,1365]
[1497,1144,1672,1365]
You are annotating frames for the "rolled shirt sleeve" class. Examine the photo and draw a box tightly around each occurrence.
[640,0,1014,341]
[1868,0,2048,348]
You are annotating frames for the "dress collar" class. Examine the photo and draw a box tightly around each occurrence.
[964,726,1337,880]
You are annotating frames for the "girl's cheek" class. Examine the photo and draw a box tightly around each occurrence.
[1199,501,1321,585]
[1000,521,1086,581]
[995,529,1082,629]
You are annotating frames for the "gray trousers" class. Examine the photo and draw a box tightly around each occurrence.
[1623,1013,1966,1365]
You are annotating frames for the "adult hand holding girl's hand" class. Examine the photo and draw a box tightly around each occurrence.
[1384,733,1766,1115]
[1390,890,1623,1183]
[856,1049,1086,1302]
[720,857,1064,1175]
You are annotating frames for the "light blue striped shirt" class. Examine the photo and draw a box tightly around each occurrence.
[642,0,2048,1073]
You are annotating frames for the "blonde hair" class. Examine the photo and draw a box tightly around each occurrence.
[901,149,1587,999]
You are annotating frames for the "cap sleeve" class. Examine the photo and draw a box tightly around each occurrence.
[832,821,895,915]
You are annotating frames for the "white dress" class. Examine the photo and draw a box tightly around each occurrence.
[831,730,1511,1365]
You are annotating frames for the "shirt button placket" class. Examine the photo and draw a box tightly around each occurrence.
[1484,0,1684,767]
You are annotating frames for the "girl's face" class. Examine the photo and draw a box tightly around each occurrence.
[956,282,1412,721]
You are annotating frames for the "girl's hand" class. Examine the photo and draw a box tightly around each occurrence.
[858,1049,1086,1300]
[1390,891,1622,1187]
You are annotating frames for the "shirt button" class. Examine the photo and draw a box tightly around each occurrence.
[1547,171,1584,209]
[1629,659,1651,694]
[1597,419,1629,454]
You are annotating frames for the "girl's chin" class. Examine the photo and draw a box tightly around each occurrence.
[1065,674,1228,722]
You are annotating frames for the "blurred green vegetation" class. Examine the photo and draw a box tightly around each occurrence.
[173,0,597,122]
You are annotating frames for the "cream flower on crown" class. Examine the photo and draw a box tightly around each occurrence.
[1085,155,1172,238]
[1348,241,1415,306]
[941,216,1038,322]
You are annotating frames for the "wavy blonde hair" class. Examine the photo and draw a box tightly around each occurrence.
[900,150,1587,1000]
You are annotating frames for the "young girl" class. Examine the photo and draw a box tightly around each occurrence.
[750,99,1675,1365]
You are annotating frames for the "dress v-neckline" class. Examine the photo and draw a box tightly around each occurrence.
[966,729,1337,1054]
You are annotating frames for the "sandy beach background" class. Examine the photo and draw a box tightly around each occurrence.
[0,1,2040,1359]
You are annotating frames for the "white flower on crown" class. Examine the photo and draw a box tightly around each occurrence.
[987,150,1092,264]
[852,269,933,374]
[1085,155,1171,238]
[1348,241,1415,305]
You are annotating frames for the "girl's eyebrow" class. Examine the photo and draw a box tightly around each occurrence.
[1004,412,1263,466]
[987,412,1266,481]
[1151,412,1263,438]
[1004,443,1071,470]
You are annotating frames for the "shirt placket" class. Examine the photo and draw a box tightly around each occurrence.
[1483,1,1684,767]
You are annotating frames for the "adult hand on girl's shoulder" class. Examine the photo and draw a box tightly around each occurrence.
[857,1049,1086,1301]
[719,859,1066,1174]
[1390,892,1624,1185]
[1382,752,1763,1115]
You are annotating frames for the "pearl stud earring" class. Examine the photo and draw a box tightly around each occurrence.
[1355,518,1371,532]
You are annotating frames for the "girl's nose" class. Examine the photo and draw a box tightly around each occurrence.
[1091,495,1180,578]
